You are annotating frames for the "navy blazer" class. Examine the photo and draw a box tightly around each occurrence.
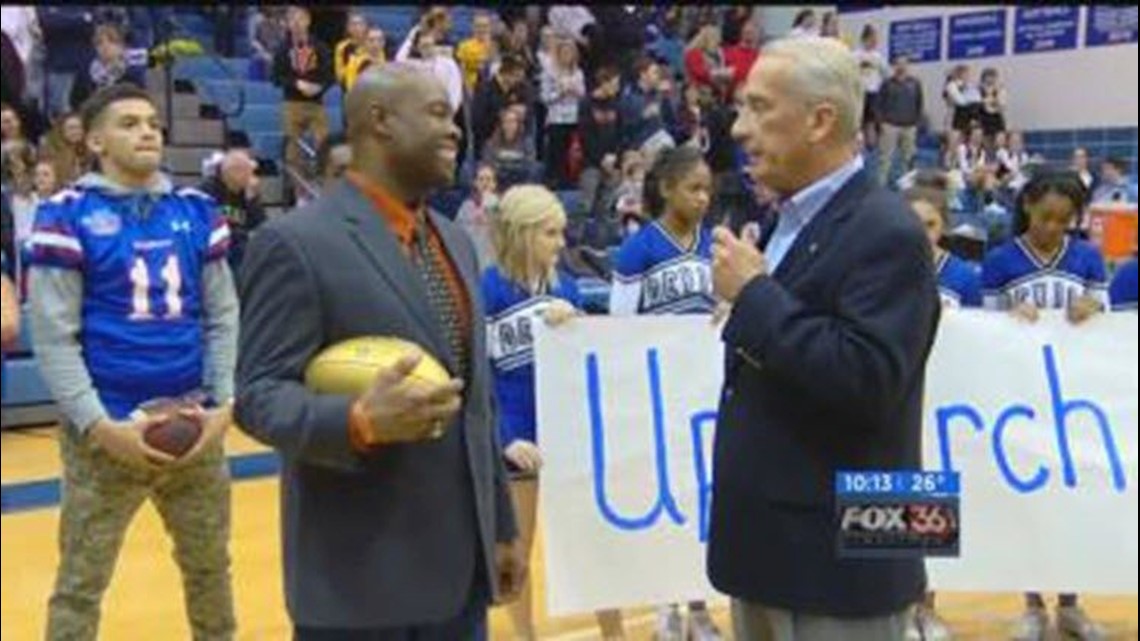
[707,168,941,617]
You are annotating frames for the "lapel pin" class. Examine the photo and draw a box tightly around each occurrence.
[809,242,819,254]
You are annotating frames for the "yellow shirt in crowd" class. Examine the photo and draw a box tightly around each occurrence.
[456,37,492,92]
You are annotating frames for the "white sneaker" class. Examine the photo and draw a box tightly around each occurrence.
[687,607,723,641]
[656,604,684,641]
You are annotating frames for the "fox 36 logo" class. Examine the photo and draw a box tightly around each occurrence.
[838,502,959,556]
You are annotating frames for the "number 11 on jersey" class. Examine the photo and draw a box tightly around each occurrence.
[129,253,184,321]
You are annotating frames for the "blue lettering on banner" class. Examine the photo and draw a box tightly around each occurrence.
[890,17,943,64]
[1014,7,1080,54]
[587,350,686,530]
[583,342,1127,542]
[949,10,1008,60]
[935,345,1127,494]
[1085,6,1139,47]
[690,410,718,543]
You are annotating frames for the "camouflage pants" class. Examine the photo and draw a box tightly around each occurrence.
[46,426,235,641]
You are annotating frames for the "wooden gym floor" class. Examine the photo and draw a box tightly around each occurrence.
[3,426,1137,640]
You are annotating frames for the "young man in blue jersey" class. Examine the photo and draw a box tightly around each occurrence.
[26,83,239,641]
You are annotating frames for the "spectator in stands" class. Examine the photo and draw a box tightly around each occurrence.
[944,63,981,134]
[334,12,370,91]
[1,6,43,109]
[456,162,500,270]
[877,56,924,185]
[577,64,623,218]
[402,29,463,116]
[10,157,59,270]
[483,105,539,190]
[940,129,962,172]
[723,19,760,102]
[1,247,17,357]
[540,37,586,189]
[396,6,454,60]
[1071,146,1095,191]
[343,27,386,92]
[496,16,537,79]
[537,25,559,75]
[1,103,32,166]
[198,148,267,274]
[591,6,652,83]
[672,83,710,152]
[684,23,734,104]
[787,9,818,38]
[250,6,288,82]
[316,131,351,186]
[43,112,91,186]
[1,140,35,196]
[621,56,676,163]
[978,67,1007,139]
[472,54,531,161]
[37,6,96,118]
[647,8,686,82]
[611,149,648,235]
[820,11,840,39]
[854,25,890,149]
[456,11,497,93]
[272,6,334,196]
[69,23,146,112]
[548,4,597,78]
[1092,157,1138,205]
[958,124,990,182]
[0,33,27,130]
[720,6,756,47]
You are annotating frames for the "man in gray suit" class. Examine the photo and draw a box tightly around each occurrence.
[234,63,525,639]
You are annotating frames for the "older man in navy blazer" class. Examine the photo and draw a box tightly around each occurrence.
[708,37,940,641]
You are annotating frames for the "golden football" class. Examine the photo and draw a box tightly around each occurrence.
[303,336,451,396]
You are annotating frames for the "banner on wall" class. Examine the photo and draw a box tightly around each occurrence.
[949,10,1008,60]
[535,313,1139,615]
[1086,6,1139,47]
[1014,7,1081,54]
[890,16,943,64]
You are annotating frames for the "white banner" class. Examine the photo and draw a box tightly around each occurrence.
[534,312,1139,616]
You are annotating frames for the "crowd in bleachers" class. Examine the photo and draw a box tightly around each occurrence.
[5,6,1135,288]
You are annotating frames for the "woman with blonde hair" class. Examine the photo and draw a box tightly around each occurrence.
[482,185,582,640]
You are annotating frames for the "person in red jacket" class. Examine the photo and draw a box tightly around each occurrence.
[723,20,760,101]
[684,23,734,104]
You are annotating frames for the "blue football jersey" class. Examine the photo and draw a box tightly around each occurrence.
[1110,258,1138,312]
[937,252,982,309]
[27,177,230,419]
[483,266,582,446]
[609,220,715,315]
[981,236,1108,311]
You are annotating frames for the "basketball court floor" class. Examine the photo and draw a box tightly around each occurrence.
[3,426,1137,640]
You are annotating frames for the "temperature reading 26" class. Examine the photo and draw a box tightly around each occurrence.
[911,473,941,494]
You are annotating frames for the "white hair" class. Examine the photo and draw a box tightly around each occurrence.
[761,36,864,141]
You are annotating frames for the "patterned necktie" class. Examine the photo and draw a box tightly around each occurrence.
[411,219,468,378]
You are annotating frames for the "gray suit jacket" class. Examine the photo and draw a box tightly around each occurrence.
[234,179,517,628]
